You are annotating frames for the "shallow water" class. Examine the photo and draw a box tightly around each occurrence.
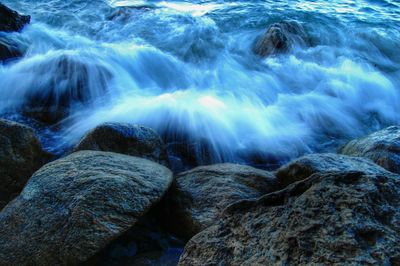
[1,0,399,166]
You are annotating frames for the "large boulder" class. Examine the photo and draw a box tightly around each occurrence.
[75,123,168,165]
[0,150,173,266]
[276,153,388,188]
[254,20,308,57]
[166,163,277,239]
[0,3,30,32]
[179,169,400,265]
[340,126,400,174]
[0,119,50,209]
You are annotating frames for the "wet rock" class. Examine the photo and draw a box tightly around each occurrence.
[254,20,308,57]
[166,163,277,239]
[107,6,153,21]
[276,153,388,188]
[340,126,400,174]
[0,38,22,62]
[179,169,400,265]
[0,3,30,32]
[84,206,184,266]
[0,119,51,209]
[166,139,212,171]
[0,151,173,265]
[75,123,168,165]
[20,54,112,124]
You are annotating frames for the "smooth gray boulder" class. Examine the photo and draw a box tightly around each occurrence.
[0,150,173,266]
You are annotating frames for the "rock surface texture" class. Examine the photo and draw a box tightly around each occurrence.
[0,3,30,32]
[0,151,173,266]
[75,123,168,165]
[179,169,400,265]
[167,163,277,239]
[254,20,308,57]
[340,126,400,174]
[276,153,388,188]
[0,119,50,209]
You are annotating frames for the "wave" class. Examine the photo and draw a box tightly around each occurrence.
[0,0,399,167]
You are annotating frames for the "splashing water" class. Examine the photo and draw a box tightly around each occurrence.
[0,0,399,167]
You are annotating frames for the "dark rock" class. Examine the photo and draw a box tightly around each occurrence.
[179,169,400,265]
[75,123,168,165]
[276,153,388,188]
[254,20,308,57]
[0,38,22,62]
[340,126,400,174]
[0,151,173,265]
[166,163,277,239]
[20,54,112,124]
[107,6,153,21]
[0,3,30,32]
[84,205,184,266]
[166,139,212,171]
[0,119,51,209]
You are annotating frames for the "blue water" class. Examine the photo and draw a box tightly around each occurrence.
[1,0,399,166]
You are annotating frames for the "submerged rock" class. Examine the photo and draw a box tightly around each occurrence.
[340,126,400,174]
[276,153,388,188]
[75,123,168,165]
[12,53,112,124]
[0,119,51,209]
[166,163,277,239]
[166,139,212,171]
[107,5,154,21]
[0,38,22,62]
[254,20,308,57]
[179,169,400,265]
[0,3,30,32]
[0,151,173,265]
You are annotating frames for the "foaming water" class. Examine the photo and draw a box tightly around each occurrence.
[0,0,399,166]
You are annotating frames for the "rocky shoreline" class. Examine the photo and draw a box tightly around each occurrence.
[1,117,399,265]
[0,3,399,266]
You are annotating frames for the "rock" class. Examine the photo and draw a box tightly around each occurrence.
[254,20,308,57]
[340,126,400,174]
[107,6,153,21]
[0,38,22,62]
[166,139,212,171]
[0,150,173,266]
[0,119,51,209]
[0,3,30,32]
[75,123,168,165]
[84,206,184,266]
[276,153,388,188]
[166,163,277,239]
[20,54,112,124]
[179,169,400,265]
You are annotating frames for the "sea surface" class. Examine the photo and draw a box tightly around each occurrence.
[1,0,400,167]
